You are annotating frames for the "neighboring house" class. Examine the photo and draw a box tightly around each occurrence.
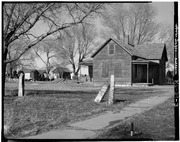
[23,69,40,81]
[79,58,93,82]
[79,38,168,85]
[30,70,40,81]
[23,69,32,80]
[38,70,48,81]
[52,66,71,79]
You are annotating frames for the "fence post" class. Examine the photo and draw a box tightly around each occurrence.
[18,72,24,97]
[108,75,115,105]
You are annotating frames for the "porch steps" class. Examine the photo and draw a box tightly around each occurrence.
[132,83,154,87]
[115,83,154,87]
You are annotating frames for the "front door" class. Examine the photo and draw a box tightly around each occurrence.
[133,64,147,83]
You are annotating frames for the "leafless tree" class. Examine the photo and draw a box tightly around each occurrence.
[6,39,35,78]
[100,3,128,41]
[158,24,174,64]
[3,3,104,90]
[57,24,97,76]
[158,24,174,44]
[33,38,59,74]
[128,3,159,44]
[100,3,159,44]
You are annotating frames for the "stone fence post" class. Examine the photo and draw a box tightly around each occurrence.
[108,75,115,105]
[18,72,24,97]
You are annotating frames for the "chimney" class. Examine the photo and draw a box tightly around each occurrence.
[128,35,134,47]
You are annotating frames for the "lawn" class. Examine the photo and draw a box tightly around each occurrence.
[4,80,173,139]
[96,96,175,140]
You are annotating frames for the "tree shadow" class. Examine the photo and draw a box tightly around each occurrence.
[113,99,127,104]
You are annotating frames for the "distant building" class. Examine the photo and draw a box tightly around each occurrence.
[23,69,32,80]
[38,70,48,81]
[51,66,71,80]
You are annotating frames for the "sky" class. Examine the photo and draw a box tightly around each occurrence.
[152,2,174,25]
[31,2,174,71]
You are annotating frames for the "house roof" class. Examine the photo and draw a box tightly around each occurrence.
[79,58,93,66]
[134,43,166,60]
[91,38,167,61]
[52,67,71,73]
[112,38,144,58]
[132,58,159,64]
[23,69,32,73]
[38,70,46,74]
[91,38,144,58]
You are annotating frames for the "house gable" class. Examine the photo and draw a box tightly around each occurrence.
[92,39,132,85]
[91,38,134,58]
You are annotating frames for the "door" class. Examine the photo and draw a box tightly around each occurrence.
[133,64,147,83]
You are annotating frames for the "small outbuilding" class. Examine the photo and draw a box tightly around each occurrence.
[52,66,71,80]
[30,70,40,81]
[38,70,48,81]
[23,68,32,80]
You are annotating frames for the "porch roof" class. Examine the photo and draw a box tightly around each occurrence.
[79,58,93,66]
[132,58,159,64]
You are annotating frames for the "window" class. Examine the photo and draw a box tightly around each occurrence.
[109,44,115,55]
[102,61,109,78]
[114,62,122,78]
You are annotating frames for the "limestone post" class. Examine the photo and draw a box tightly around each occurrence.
[18,72,25,97]
[108,75,115,105]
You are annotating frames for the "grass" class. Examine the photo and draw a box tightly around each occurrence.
[96,97,174,140]
[4,80,173,139]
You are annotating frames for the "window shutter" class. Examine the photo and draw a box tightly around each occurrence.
[102,61,109,78]
[114,62,122,78]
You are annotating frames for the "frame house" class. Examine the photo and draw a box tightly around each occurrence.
[79,38,168,86]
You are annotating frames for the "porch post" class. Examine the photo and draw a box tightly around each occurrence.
[147,63,149,84]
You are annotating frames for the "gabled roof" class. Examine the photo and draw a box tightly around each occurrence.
[23,68,32,73]
[52,66,71,73]
[91,38,167,61]
[134,43,166,60]
[91,38,144,58]
[91,38,111,58]
[38,70,46,74]
[79,58,93,66]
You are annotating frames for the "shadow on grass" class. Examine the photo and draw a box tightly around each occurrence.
[5,89,98,97]
[114,99,126,104]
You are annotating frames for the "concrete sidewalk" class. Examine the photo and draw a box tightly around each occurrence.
[26,92,172,139]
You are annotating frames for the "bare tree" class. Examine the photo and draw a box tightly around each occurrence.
[3,3,104,90]
[100,3,159,44]
[158,24,174,44]
[100,3,128,41]
[33,38,59,74]
[158,24,174,64]
[6,39,35,78]
[128,3,159,44]
[57,24,97,76]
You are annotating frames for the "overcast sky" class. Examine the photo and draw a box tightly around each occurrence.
[33,2,175,70]
[152,2,174,25]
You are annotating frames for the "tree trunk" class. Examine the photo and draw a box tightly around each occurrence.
[18,72,25,97]
[3,44,8,97]
[9,62,13,78]
[2,62,7,97]
[72,63,77,77]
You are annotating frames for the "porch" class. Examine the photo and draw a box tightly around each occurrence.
[132,59,159,85]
